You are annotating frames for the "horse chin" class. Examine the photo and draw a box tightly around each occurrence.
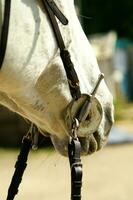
[50,131,106,157]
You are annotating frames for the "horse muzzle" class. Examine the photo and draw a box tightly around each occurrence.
[51,73,113,156]
[50,93,104,156]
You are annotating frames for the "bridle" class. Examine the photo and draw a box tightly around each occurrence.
[0,1,104,200]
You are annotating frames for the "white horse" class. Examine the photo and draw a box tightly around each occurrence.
[0,0,114,156]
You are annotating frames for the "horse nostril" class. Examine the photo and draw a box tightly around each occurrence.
[93,131,102,150]
[105,105,114,125]
[104,105,114,137]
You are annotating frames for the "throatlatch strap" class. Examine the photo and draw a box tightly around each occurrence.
[0,0,11,69]
[6,137,32,200]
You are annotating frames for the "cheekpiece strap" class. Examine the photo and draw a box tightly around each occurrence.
[45,0,68,25]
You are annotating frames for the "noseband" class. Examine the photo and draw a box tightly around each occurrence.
[0,1,104,200]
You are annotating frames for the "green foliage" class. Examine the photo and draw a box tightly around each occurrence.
[114,99,133,121]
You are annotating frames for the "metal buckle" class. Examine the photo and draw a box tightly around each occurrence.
[71,118,79,139]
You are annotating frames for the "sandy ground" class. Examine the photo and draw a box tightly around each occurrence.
[0,141,133,200]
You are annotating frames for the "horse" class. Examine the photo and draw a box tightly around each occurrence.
[0,0,114,156]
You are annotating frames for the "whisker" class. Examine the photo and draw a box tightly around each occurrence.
[79,14,92,20]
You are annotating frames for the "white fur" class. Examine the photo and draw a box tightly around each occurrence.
[0,0,114,155]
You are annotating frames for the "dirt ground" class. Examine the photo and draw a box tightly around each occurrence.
[0,120,133,200]
[0,131,133,200]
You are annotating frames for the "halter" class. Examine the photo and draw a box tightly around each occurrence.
[0,1,104,200]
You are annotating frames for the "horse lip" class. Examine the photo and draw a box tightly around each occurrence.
[50,134,100,156]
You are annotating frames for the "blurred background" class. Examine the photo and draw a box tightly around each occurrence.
[1,1,133,200]
[75,0,133,132]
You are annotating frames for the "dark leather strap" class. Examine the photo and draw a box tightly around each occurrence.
[42,0,81,99]
[45,0,68,25]
[6,136,32,200]
[0,0,11,69]
[68,138,83,200]
[42,0,66,49]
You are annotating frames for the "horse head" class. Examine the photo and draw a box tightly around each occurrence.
[0,0,114,156]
